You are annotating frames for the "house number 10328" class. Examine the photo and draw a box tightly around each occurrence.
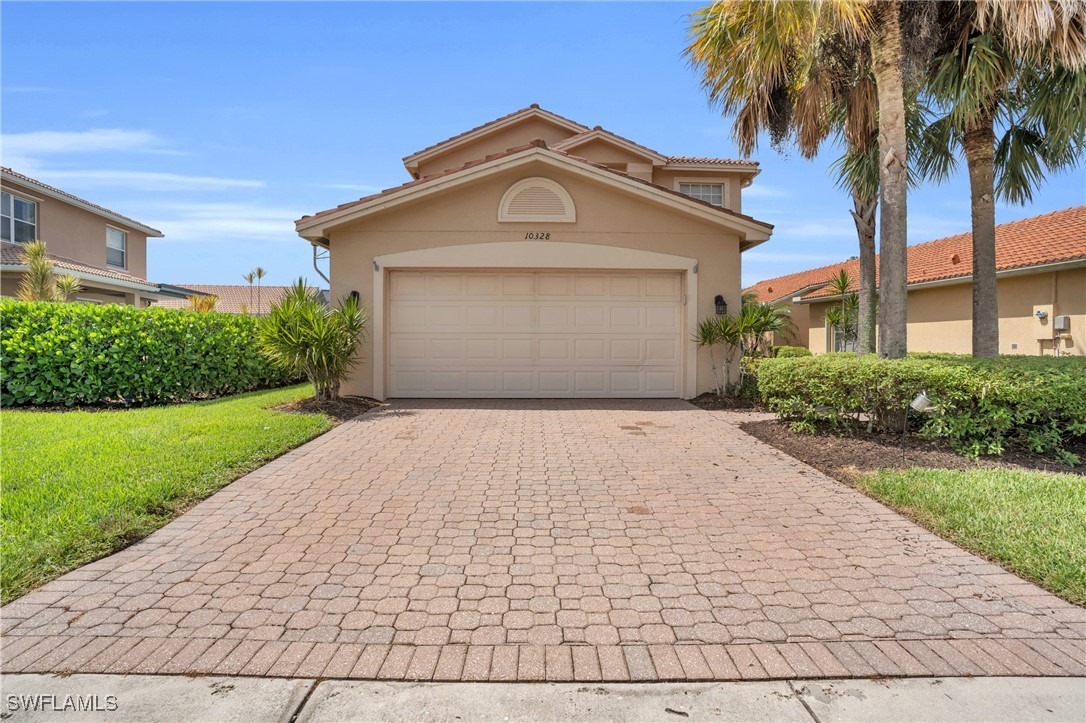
[524,232,551,240]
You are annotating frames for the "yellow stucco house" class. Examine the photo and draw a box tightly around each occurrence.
[746,206,1085,357]
[295,105,774,400]
[0,167,193,306]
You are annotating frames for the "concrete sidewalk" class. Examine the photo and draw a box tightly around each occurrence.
[2,674,1083,722]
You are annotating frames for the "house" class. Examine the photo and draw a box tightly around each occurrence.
[0,168,193,306]
[295,105,774,399]
[745,206,1086,357]
[152,284,327,315]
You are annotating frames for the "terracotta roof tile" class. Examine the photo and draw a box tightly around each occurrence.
[1,167,163,236]
[666,156,760,167]
[746,206,1086,303]
[151,284,321,315]
[299,140,772,232]
[551,127,667,161]
[744,258,855,304]
[0,241,160,288]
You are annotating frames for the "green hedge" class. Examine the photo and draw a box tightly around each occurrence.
[758,353,1086,462]
[771,345,813,358]
[1,300,297,407]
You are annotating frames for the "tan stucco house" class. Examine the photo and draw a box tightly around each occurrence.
[296,105,773,399]
[0,167,192,306]
[746,206,1085,357]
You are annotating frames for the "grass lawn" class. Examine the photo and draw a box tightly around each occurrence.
[859,467,1086,605]
[1,384,331,604]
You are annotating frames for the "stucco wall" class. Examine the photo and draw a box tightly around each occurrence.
[0,272,140,305]
[2,179,149,278]
[413,118,579,178]
[804,266,1086,356]
[326,159,745,398]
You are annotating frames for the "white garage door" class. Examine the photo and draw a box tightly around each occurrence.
[387,270,683,397]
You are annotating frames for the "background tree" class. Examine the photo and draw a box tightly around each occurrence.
[243,270,256,314]
[254,267,267,314]
[686,0,939,358]
[919,0,1086,357]
[15,241,82,302]
[188,295,218,312]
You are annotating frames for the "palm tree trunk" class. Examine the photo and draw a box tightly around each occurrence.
[870,0,909,359]
[963,116,999,358]
[851,191,878,354]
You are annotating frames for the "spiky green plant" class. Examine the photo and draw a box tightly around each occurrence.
[259,279,368,401]
[15,240,81,302]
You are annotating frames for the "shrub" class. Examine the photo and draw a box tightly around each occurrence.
[258,279,368,401]
[758,354,1086,462]
[771,345,812,358]
[0,300,296,407]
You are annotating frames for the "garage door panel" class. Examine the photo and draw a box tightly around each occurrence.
[388,270,683,398]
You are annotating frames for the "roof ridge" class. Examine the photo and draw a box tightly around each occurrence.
[299,143,773,231]
[401,105,590,164]
[1,167,163,236]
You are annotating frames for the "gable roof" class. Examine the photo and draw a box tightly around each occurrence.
[401,104,589,175]
[746,206,1086,303]
[152,284,322,314]
[0,241,193,298]
[744,258,855,305]
[298,140,773,247]
[1,167,164,237]
[551,127,668,165]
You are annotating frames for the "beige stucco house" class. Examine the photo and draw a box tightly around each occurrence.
[746,206,1085,357]
[0,167,191,306]
[296,105,773,399]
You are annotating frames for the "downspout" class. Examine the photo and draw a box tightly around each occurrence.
[312,240,330,284]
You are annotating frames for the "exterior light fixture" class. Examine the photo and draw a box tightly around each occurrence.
[715,295,727,316]
[350,290,360,303]
[903,391,938,463]
[909,391,933,412]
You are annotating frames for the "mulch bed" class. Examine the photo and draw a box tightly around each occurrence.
[688,392,764,411]
[273,395,384,425]
[739,418,1084,483]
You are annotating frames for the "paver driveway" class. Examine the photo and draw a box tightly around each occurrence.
[2,401,1083,681]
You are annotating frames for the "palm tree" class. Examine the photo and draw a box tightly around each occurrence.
[919,1,1086,357]
[15,241,82,302]
[686,0,928,359]
[254,267,267,314]
[243,271,256,314]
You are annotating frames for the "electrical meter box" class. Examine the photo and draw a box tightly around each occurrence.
[1054,315,1071,332]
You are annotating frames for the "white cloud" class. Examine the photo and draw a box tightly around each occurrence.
[2,128,166,156]
[146,203,304,240]
[34,170,264,192]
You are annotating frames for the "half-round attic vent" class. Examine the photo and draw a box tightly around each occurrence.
[498,177,576,223]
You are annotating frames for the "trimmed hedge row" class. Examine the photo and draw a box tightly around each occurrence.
[771,345,813,358]
[758,353,1086,462]
[1,300,297,406]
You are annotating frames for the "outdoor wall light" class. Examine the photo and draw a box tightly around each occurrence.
[715,295,727,316]
[903,391,939,462]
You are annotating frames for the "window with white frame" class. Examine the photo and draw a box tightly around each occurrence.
[106,227,127,268]
[678,182,725,207]
[1,191,38,244]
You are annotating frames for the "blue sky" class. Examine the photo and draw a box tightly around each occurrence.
[3,2,1083,288]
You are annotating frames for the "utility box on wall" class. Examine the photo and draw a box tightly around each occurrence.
[1054,315,1071,333]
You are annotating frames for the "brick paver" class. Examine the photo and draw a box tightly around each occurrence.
[2,401,1082,680]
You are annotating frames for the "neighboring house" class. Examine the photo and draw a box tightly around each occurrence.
[0,168,193,306]
[295,104,774,399]
[152,284,326,315]
[745,206,1085,357]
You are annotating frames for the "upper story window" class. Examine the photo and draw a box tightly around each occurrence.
[1,191,38,244]
[106,227,127,268]
[678,182,725,207]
